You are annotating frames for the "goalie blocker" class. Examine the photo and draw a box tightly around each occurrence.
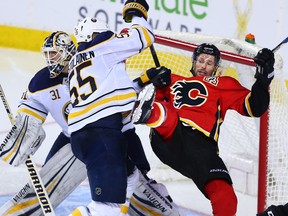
[0,112,46,166]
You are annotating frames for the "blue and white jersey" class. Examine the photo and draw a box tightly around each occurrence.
[68,17,154,133]
[18,67,72,137]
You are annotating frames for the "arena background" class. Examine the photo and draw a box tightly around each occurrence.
[0,0,287,215]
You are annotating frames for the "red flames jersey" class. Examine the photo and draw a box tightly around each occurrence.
[155,74,253,141]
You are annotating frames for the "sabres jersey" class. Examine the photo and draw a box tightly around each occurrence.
[156,74,269,141]
[18,67,72,137]
[68,17,154,133]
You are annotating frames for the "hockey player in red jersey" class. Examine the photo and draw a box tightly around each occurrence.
[132,43,275,216]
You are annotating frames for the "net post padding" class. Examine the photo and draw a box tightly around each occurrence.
[258,110,269,213]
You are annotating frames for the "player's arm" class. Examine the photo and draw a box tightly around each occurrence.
[111,0,153,61]
[245,48,275,117]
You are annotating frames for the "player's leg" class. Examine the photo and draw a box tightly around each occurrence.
[132,83,178,141]
[181,127,237,216]
[204,179,237,216]
[44,132,70,164]
[151,121,237,216]
[71,113,128,215]
[124,127,150,173]
[122,112,151,173]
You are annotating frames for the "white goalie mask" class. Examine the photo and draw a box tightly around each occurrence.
[74,17,110,43]
[42,31,76,78]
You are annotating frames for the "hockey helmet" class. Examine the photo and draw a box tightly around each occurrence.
[191,43,221,76]
[42,31,76,78]
[74,17,110,43]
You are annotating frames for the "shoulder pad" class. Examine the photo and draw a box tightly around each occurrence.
[28,67,66,93]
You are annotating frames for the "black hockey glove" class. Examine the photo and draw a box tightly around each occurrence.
[123,0,149,23]
[257,203,288,216]
[134,66,171,88]
[254,48,275,85]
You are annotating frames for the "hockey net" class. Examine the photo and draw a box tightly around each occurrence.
[126,30,288,210]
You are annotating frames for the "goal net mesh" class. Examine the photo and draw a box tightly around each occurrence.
[126,30,288,208]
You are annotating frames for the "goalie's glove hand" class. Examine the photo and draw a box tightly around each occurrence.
[254,48,275,85]
[123,0,149,23]
[0,113,46,166]
[135,66,172,88]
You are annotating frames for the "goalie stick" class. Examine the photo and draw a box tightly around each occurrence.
[0,85,55,216]
[0,144,86,216]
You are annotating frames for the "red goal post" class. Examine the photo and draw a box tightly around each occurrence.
[126,30,288,213]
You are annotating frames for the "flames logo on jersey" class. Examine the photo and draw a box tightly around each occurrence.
[171,80,208,109]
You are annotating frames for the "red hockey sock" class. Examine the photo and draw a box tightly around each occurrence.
[204,179,237,216]
[147,102,178,141]
[146,102,166,127]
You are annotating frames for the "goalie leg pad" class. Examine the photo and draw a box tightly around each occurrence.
[0,112,46,166]
[0,144,87,216]
[128,173,180,216]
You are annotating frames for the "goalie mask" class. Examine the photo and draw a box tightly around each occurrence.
[74,17,110,43]
[191,43,221,76]
[42,31,76,78]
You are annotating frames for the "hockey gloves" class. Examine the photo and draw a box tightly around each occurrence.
[135,66,172,88]
[254,48,275,85]
[257,203,288,216]
[123,0,149,23]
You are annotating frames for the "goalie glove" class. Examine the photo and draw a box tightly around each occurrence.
[122,0,149,23]
[0,112,45,166]
[134,66,172,89]
[254,48,275,85]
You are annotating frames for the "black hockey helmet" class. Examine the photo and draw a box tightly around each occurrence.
[191,43,221,76]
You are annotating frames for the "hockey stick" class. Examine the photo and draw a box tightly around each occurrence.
[0,85,56,216]
[272,36,288,53]
[150,44,161,67]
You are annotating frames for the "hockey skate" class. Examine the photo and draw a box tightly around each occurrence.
[132,83,156,124]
